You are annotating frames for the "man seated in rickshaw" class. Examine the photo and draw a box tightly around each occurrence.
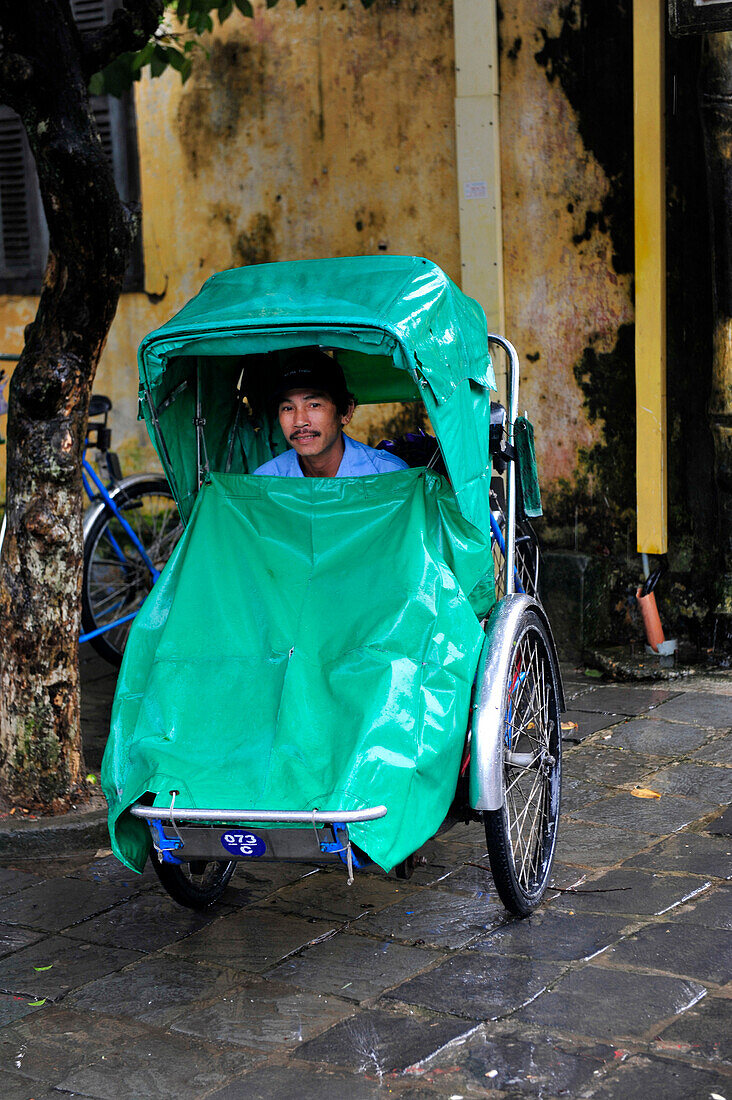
[253,348,408,478]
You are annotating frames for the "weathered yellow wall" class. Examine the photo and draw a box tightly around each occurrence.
[497,1,633,486]
[0,0,459,489]
[1,0,634,504]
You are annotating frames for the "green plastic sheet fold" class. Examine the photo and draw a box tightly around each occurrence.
[103,469,489,873]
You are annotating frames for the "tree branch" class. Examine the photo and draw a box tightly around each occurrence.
[80,0,165,78]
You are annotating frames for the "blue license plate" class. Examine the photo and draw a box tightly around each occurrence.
[220,830,266,857]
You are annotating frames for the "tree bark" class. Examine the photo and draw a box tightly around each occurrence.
[0,0,159,808]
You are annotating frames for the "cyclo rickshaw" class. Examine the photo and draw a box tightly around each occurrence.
[102,255,564,919]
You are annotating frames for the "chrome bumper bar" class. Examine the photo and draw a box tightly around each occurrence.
[130,804,387,824]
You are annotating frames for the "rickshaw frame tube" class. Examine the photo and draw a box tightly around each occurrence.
[487,333,520,596]
[469,594,563,812]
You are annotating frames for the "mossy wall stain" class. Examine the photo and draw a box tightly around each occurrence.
[497,0,634,492]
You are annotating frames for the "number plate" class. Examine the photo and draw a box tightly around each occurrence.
[220,831,266,858]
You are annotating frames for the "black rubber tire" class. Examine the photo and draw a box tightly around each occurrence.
[81,477,182,666]
[150,851,237,910]
[484,609,561,917]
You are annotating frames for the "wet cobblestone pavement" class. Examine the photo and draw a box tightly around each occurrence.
[0,658,730,1098]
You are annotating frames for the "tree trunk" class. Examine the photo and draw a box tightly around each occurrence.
[700,32,732,616]
[0,1,135,809]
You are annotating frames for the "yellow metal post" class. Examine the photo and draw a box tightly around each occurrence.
[634,0,668,553]
[453,0,505,401]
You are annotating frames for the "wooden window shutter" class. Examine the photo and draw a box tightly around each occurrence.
[0,0,143,291]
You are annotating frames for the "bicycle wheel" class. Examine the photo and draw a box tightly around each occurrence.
[150,851,236,910]
[484,608,561,917]
[81,477,182,666]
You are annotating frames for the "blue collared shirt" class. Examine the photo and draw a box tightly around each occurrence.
[253,433,408,477]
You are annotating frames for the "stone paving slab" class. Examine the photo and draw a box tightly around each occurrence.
[68,954,247,1027]
[644,690,732,728]
[621,831,732,878]
[415,1024,617,1097]
[666,883,731,929]
[205,1064,385,1100]
[558,777,610,815]
[606,718,716,757]
[708,804,732,835]
[560,710,624,741]
[555,819,658,867]
[651,993,732,1064]
[474,909,630,963]
[566,685,680,716]
[0,993,45,1028]
[294,1005,473,1072]
[257,866,418,923]
[0,923,44,960]
[691,736,732,765]
[565,790,713,835]
[57,1018,259,1100]
[601,920,731,984]
[645,761,732,805]
[588,1052,731,1100]
[169,978,356,1052]
[0,1068,63,1099]
[354,888,505,949]
[551,867,712,917]
[0,935,142,1001]
[512,965,707,1041]
[166,907,338,974]
[0,867,44,900]
[63,889,230,952]
[268,932,441,1003]
[0,876,140,933]
[562,744,660,788]
[382,951,564,1020]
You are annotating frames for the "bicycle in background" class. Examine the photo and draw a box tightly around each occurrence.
[0,364,182,666]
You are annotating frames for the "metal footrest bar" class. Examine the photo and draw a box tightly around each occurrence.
[130,804,388,824]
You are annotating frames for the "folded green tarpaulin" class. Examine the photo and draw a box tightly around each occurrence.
[103,469,489,873]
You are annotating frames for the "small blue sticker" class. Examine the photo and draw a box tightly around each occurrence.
[221,831,266,858]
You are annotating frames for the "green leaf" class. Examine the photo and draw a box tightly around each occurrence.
[150,54,167,78]
[177,0,192,17]
[218,0,234,22]
[88,72,105,95]
[165,48,186,72]
[132,41,155,73]
[234,0,254,17]
[27,999,47,1007]
[33,965,53,972]
[181,59,194,84]
[266,0,279,7]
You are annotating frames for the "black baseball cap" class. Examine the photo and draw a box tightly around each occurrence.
[270,348,350,409]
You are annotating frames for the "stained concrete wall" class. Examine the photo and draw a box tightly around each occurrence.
[0,0,462,482]
[0,2,650,565]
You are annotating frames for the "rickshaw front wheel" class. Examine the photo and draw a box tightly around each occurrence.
[150,852,236,910]
[484,609,561,918]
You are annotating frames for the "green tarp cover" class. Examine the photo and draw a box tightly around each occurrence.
[138,256,494,404]
[137,256,497,538]
[515,416,542,519]
[103,469,489,873]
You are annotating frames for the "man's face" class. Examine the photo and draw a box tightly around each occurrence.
[278,388,350,459]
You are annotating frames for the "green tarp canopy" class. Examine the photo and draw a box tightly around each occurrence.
[103,470,490,873]
[137,256,497,534]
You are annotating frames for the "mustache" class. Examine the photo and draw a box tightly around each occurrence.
[290,430,321,439]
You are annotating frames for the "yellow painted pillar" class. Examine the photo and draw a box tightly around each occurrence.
[634,0,667,553]
[453,0,505,399]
